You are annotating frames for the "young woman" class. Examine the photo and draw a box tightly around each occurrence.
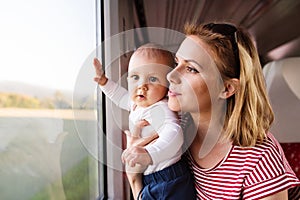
[124,22,300,199]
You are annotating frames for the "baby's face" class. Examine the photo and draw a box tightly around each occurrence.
[127,55,171,107]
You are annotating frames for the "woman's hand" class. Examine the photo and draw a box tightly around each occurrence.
[122,146,151,199]
[123,119,159,199]
[93,58,108,85]
[123,119,159,170]
[122,146,152,168]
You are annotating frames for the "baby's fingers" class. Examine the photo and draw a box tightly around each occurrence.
[93,57,102,68]
[93,58,104,76]
[136,119,150,128]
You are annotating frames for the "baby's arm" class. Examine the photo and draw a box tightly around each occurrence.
[144,105,183,165]
[93,58,108,86]
[122,106,183,167]
[122,122,182,167]
[128,119,150,139]
[145,122,183,165]
[93,58,130,111]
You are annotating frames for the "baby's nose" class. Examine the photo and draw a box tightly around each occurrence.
[138,84,148,91]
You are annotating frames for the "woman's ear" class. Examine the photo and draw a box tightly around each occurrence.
[219,78,240,99]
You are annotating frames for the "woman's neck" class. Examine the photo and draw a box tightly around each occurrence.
[189,112,232,169]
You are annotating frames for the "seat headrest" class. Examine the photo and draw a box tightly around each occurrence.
[263,57,300,142]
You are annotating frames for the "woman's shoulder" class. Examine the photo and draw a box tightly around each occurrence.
[232,132,283,156]
[230,132,295,175]
[227,137,279,170]
[186,132,288,171]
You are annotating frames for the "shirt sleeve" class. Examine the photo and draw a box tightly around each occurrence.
[144,104,183,165]
[99,79,130,111]
[243,133,300,199]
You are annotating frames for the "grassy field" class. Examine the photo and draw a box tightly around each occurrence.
[0,109,99,200]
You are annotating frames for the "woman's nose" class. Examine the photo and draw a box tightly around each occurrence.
[167,67,181,84]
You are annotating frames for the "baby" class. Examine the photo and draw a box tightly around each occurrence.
[93,43,195,199]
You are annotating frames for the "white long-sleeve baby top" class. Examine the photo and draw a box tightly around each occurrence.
[99,79,183,175]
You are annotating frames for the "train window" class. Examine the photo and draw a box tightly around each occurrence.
[94,0,132,198]
[0,0,98,199]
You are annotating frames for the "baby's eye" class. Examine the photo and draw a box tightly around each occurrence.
[186,66,199,73]
[130,75,139,80]
[174,58,179,67]
[149,76,158,83]
[174,61,178,67]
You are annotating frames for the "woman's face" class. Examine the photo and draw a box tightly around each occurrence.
[167,35,223,115]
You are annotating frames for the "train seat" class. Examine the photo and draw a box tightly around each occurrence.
[263,57,300,181]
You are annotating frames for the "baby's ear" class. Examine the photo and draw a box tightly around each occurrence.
[219,78,240,99]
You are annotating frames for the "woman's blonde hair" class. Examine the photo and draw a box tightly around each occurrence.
[184,22,274,146]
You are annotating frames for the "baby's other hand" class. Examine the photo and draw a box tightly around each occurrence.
[93,58,108,85]
[131,119,150,138]
[125,126,158,148]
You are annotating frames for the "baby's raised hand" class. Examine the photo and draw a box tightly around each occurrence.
[93,58,108,85]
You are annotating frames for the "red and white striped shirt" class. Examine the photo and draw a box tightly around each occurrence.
[187,133,300,200]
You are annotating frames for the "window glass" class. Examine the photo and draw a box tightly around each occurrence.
[0,0,99,199]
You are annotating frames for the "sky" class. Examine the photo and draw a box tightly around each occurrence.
[0,0,95,91]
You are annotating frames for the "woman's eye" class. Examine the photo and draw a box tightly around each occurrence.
[186,66,199,73]
[149,77,158,83]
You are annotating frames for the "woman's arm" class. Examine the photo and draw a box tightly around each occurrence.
[126,172,143,200]
[123,126,158,199]
[260,190,288,200]
[122,129,158,169]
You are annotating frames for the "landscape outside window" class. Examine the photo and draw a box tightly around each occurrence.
[0,0,99,199]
